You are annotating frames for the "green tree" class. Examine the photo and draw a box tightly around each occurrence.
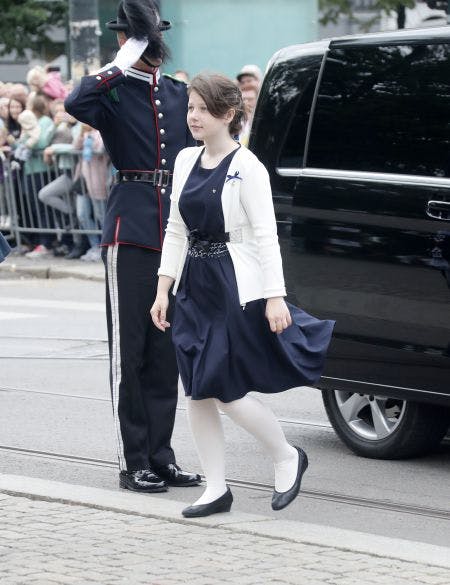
[0,0,68,57]
[319,0,417,29]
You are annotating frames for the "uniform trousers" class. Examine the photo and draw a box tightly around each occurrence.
[102,244,178,472]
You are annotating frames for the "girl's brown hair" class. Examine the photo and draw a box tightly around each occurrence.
[188,73,245,137]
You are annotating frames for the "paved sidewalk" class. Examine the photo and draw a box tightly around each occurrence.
[0,254,104,281]
[0,475,448,585]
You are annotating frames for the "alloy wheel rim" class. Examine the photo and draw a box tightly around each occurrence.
[334,391,407,441]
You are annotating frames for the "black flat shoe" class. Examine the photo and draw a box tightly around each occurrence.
[182,488,233,518]
[119,469,167,493]
[155,463,201,487]
[271,447,308,511]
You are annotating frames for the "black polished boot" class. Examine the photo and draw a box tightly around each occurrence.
[119,469,167,493]
[271,447,308,511]
[182,487,233,518]
[154,463,201,487]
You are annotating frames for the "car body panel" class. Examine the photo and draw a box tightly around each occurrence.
[250,27,450,407]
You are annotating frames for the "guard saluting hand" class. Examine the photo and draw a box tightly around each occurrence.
[65,0,200,493]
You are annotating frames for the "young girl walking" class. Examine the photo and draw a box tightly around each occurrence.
[151,73,334,518]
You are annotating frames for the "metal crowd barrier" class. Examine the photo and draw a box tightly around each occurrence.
[1,151,110,250]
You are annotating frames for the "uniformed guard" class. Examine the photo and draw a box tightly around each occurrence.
[65,0,200,492]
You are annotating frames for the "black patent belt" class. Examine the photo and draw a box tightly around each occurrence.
[115,169,172,187]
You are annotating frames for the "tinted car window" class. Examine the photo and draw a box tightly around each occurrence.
[278,78,317,168]
[251,52,322,173]
[307,43,450,177]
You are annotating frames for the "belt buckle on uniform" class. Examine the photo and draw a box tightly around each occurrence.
[162,170,171,187]
[155,169,170,188]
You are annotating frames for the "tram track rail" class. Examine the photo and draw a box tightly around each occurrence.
[0,335,108,360]
[0,444,448,521]
[2,334,449,522]
[0,385,334,431]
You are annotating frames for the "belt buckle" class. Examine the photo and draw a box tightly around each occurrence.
[155,170,170,188]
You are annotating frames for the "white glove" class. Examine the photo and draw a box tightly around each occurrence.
[112,38,149,72]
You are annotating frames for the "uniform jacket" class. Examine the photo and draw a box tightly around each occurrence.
[158,145,287,304]
[64,66,195,250]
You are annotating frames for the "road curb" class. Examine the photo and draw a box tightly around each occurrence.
[0,262,104,282]
[0,474,448,569]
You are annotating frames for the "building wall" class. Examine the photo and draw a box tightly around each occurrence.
[160,0,318,79]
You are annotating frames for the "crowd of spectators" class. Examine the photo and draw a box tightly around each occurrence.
[0,65,109,261]
[0,62,262,262]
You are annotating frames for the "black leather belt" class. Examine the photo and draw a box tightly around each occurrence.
[115,170,172,187]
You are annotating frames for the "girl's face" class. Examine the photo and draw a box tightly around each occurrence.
[187,90,231,142]
[9,99,24,120]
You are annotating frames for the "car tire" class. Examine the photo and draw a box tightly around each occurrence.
[322,390,450,459]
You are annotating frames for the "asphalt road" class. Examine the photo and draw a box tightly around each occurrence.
[0,277,449,547]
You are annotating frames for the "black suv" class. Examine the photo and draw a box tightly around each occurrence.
[250,26,450,459]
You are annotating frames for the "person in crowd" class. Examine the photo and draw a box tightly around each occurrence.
[5,95,26,146]
[27,66,47,95]
[65,0,200,493]
[151,73,334,518]
[239,86,259,147]
[174,69,189,83]
[0,127,10,228]
[26,65,67,107]
[73,124,109,262]
[0,97,9,129]
[44,66,68,100]
[10,84,28,102]
[0,228,10,263]
[38,101,85,259]
[21,94,55,258]
[236,64,262,94]
[3,95,27,251]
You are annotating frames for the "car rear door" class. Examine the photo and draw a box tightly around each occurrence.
[274,35,450,404]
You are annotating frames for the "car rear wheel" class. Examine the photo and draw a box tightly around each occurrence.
[322,390,450,459]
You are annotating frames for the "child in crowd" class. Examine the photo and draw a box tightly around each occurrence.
[26,65,67,106]
[14,110,41,162]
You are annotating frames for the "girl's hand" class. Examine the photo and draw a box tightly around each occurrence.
[265,297,292,334]
[150,293,171,332]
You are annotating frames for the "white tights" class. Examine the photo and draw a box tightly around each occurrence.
[186,394,298,506]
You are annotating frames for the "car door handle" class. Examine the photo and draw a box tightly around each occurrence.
[426,200,450,221]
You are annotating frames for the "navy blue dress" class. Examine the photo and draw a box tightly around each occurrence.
[172,147,335,402]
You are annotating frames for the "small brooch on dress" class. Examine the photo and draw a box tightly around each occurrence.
[226,171,242,183]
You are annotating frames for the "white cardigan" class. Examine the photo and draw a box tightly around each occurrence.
[158,145,286,304]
